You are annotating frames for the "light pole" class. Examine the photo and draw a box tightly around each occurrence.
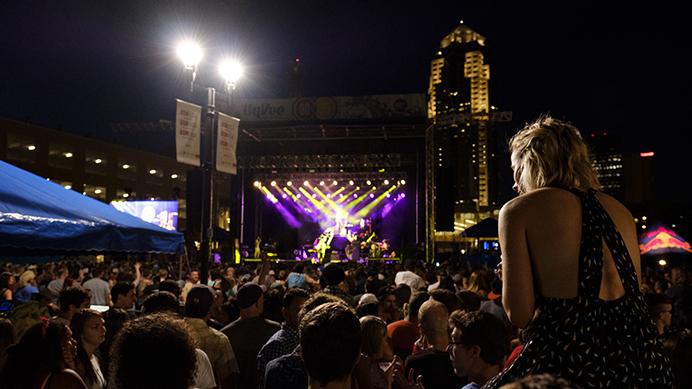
[218,60,245,250]
[177,40,243,283]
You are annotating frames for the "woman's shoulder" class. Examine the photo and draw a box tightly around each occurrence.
[594,190,633,217]
[501,187,576,214]
[46,369,87,389]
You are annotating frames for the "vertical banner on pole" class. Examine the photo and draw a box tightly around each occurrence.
[216,112,240,175]
[175,99,202,166]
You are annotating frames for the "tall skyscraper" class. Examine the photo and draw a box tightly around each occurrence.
[589,131,624,199]
[427,22,497,232]
[588,132,655,213]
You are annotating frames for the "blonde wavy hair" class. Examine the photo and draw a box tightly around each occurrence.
[509,115,600,194]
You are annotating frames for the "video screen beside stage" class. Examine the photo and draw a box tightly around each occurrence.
[110,200,179,231]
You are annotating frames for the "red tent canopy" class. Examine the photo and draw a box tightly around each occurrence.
[639,225,692,255]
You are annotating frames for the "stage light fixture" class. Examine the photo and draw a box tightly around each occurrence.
[349,180,354,186]
[303,180,309,186]
[366,180,372,185]
[400,179,406,185]
[287,181,293,186]
[372,187,376,191]
[384,179,389,185]
[369,193,375,198]
[271,181,277,186]
[319,180,325,186]
[253,181,261,188]
[332,180,338,186]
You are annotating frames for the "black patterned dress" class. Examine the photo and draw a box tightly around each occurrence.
[484,188,673,388]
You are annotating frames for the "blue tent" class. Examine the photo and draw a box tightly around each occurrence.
[0,160,184,254]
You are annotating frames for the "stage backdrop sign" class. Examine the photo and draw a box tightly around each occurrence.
[175,99,202,166]
[216,112,240,174]
[239,94,426,122]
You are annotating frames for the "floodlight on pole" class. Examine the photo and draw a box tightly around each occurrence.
[218,59,244,93]
[177,41,203,69]
[177,40,203,92]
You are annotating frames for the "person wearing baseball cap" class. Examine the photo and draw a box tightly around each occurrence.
[221,283,280,389]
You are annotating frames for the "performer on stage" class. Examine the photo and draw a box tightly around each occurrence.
[254,236,262,258]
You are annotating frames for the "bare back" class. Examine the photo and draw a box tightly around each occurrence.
[516,188,641,300]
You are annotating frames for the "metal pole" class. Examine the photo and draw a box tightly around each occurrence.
[200,87,216,284]
[227,86,245,246]
[240,168,245,244]
[415,149,419,244]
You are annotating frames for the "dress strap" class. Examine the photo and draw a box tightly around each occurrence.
[39,372,52,389]
[583,190,640,296]
[576,189,639,298]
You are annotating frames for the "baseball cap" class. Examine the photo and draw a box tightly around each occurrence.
[358,293,378,306]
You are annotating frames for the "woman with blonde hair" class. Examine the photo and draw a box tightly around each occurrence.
[14,270,40,303]
[485,116,672,388]
[467,271,489,299]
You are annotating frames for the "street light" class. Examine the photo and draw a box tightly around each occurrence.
[177,40,243,283]
[218,59,244,92]
[177,40,203,92]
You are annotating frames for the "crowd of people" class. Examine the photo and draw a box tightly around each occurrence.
[0,254,688,389]
[0,116,690,388]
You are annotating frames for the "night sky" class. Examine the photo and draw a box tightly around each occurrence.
[1,1,690,211]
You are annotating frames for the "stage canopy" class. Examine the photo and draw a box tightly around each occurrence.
[0,160,184,254]
[639,224,692,256]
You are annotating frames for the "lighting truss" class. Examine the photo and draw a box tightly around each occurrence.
[240,153,401,170]
[239,123,427,142]
[252,171,407,186]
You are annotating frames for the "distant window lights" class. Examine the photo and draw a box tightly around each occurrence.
[84,184,107,201]
[6,133,37,163]
[116,189,135,199]
[118,160,137,180]
[54,180,73,190]
[145,166,164,185]
[86,152,108,175]
[48,143,75,169]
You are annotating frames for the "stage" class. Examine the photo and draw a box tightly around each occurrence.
[243,171,417,262]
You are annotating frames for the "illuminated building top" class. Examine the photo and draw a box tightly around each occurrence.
[440,23,486,48]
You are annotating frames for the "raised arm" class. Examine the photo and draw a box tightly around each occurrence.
[499,202,535,328]
[133,262,142,288]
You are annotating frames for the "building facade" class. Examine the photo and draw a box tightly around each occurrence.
[427,22,500,235]
[0,117,193,232]
[589,131,624,199]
